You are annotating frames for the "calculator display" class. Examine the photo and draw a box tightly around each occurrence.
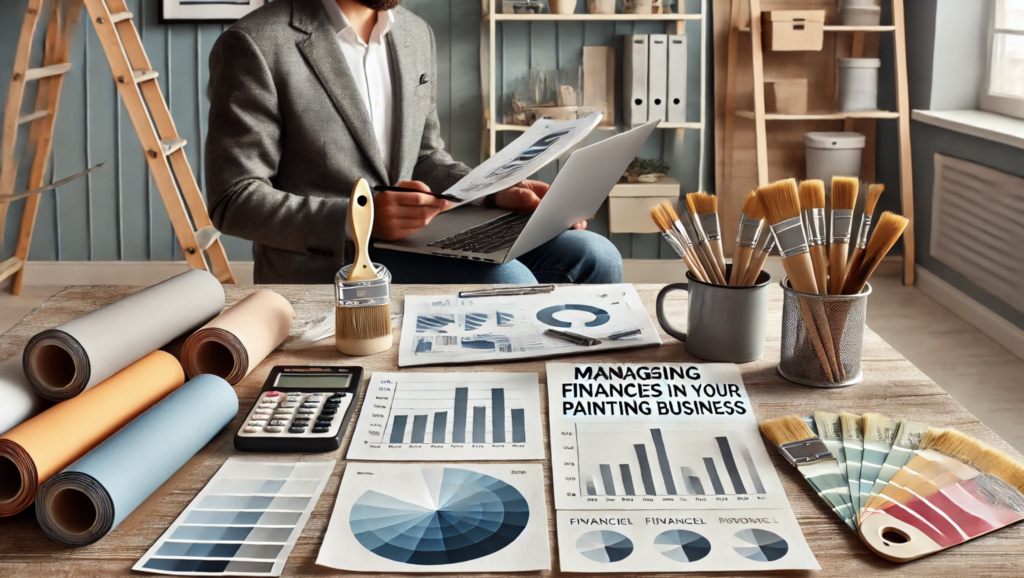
[275,374,351,389]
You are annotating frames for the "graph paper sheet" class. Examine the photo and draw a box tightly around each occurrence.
[346,373,545,461]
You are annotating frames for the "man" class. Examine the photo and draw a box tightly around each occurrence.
[206,0,622,284]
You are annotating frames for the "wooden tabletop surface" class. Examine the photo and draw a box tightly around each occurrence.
[0,283,1020,577]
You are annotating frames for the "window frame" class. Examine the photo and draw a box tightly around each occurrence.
[982,0,1024,119]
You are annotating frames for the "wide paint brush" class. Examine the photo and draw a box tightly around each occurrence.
[685,193,727,284]
[798,180,829,294]
[828,177,859,295]
[730,191,764,285]
[843,211,909,295]
[845,184,884,287]
[760,415,856,530]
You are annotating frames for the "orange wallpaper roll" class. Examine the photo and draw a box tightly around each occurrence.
[0,351,185,517]
[181,290,294,384]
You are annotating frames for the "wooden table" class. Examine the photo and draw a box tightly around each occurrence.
[0,283,1021,577]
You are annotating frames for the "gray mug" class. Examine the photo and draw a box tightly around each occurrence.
[656,266,771,363]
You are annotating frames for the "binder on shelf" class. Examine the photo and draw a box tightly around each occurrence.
[667,35,687,123]
[622,34,649,127]
[647,34,668,123]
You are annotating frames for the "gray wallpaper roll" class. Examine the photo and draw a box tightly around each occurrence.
[35,374,239,547]
[23,269,225,401]
[0,357,48,435]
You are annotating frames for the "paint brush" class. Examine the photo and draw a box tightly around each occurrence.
[740,232,775,286]
[651,204,707,283]
[828,177,859,295]
[842,185,886,293]
[843,211,909,295]
[664,201,716,284]
[760,415,856,530]
[685,193,727,284]
[730,191,764,285]
[799,180,829,294]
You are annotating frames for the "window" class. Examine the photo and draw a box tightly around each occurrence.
[983,0,1024,119]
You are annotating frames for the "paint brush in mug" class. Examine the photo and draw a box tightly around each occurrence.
[687,193,728,282]
[843,211,909,295]
[740,232,775,286]
[685,193,727,284]
[840,412,865,517]
[860,428,1024,562]
[730,191,764,285]
[828,177,859,295]
[760,415,856,530]
[844,183,884,287]
[651,204,708,283]
[860,413,900,516]
[799,180,829,294]
[664,201,716,284]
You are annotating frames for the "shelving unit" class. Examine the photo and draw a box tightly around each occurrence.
[722,0,915,285]
[480,0,708,190]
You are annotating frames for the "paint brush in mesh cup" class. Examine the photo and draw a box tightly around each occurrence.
[828,177,859,295]
[844,183,884,288]
[760,415,856,530]
[730,191,764,285]
[798,180,829,294]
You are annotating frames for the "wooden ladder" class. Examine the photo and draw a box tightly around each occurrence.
[0,0,236,294]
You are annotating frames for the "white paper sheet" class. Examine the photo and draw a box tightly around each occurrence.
[556,509,819,572]
[442,113,603,205]
[398,284,662,367]
[134,458,334,577]
[346,372,545,461]
[317,463,550,572]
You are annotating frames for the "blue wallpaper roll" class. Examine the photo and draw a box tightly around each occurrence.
[36,374,239,547]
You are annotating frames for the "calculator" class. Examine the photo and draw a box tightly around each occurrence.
[234,366,363,453]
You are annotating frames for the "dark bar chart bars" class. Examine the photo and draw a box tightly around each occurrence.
[599,464,616,495]
[634,445,657,495]
[390,415,407,444]
[411,415,427,444]
[453,388,468,443]
[716,437,747,494]
[586,478,597,496]
[431,412,446,443]
[704,457,726,495]
[619,464,636,495]
[491,389,505,443]
[511,409,525,443]
[472,407,486,443]
[682,466,705,495]
[651,429,677,495]
[742,447,766,494]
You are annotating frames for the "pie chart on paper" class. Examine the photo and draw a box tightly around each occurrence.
[730,528,789,562]
[576,530,633,563]
[349,467,529,565]
[654,529,712,563]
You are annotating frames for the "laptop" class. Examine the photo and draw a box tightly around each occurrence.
[373,119,660,264]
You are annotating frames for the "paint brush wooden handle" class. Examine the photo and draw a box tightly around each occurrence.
[730,246,753,286]
[347,178,379,282]
[798,297,836,384]
[710,239,728,282]
[843,247,867,294]
[810,245,829,294]
[784,252,841,381]
[701,241,726,284]
[829,243,849,295]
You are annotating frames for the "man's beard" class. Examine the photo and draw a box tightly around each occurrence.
[353,0,401,10]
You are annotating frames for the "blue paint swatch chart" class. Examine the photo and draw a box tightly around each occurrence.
[347,373,544,461]
[316,463,551,572]
[134,459,334,577]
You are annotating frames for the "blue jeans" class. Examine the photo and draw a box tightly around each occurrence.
[370,230,623,284]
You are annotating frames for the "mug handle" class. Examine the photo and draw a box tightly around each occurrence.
[656,283,689,343]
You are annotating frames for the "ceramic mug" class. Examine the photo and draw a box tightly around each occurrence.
[656,266,771,363]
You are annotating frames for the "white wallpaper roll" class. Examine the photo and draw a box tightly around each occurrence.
[0,357,48,436]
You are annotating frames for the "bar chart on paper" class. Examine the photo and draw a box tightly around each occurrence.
[347,373,545,461]
[551,422,788,510]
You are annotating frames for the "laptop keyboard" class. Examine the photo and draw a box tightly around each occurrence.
[427,212,531,254]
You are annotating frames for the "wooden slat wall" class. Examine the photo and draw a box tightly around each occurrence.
[0,0,711,263]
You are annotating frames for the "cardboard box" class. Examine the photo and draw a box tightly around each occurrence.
[608,177,680,234]
[765,78,809,114]
[761,10,825,52]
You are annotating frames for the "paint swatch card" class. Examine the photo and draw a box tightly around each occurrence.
[346,372,545,461]
[556,509,819,572]
[134,459,335,576]
[317,463,551,572]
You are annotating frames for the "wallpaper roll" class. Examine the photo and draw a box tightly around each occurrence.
[0,357,49,436]
[181,290,294,384]
[23,269,224,402]
[0,351,185,517]
[36,374,238,547]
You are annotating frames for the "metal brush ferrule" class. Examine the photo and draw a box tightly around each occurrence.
[335,264,392,307]
[830,209,855,244]
[735,214,763,248]
[802,208,826,246]
[672,221,694,249]
[760,233,777,254]
[855,213,873,250]
[779,439,833,466]
[770,216,810,258]
[698,213,721,241]
[687,215,708,243]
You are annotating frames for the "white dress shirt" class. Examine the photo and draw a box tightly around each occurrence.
[320,0,395,170]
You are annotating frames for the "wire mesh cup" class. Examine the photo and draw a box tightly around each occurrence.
[778,277,872,388]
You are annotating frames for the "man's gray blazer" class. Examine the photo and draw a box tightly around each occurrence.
[205,0,470,283]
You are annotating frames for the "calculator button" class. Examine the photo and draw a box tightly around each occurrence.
[301,402,320,408]
[279,403,298,409]
[312,426,330,433]
[273,407,295,414]
[270,419,290,427]
[264,391,281,397]
[315,420,333,428]
[307,394,324,400]
[316,414,334,422]
[319,408,337,416]
[288,426,306,434]
[297,408,317,415]
[251,414,271,420]
[242,426,257,433]
[265,426,284,433]
[248,419,267,426]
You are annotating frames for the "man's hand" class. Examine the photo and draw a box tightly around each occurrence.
[494,179,587,230]
[371,180,449,241]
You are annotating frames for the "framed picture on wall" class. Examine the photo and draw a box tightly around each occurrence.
[162,0,266,22]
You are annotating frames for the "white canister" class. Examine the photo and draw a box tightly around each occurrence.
[837,57,881,112]
[804,132,866,186]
